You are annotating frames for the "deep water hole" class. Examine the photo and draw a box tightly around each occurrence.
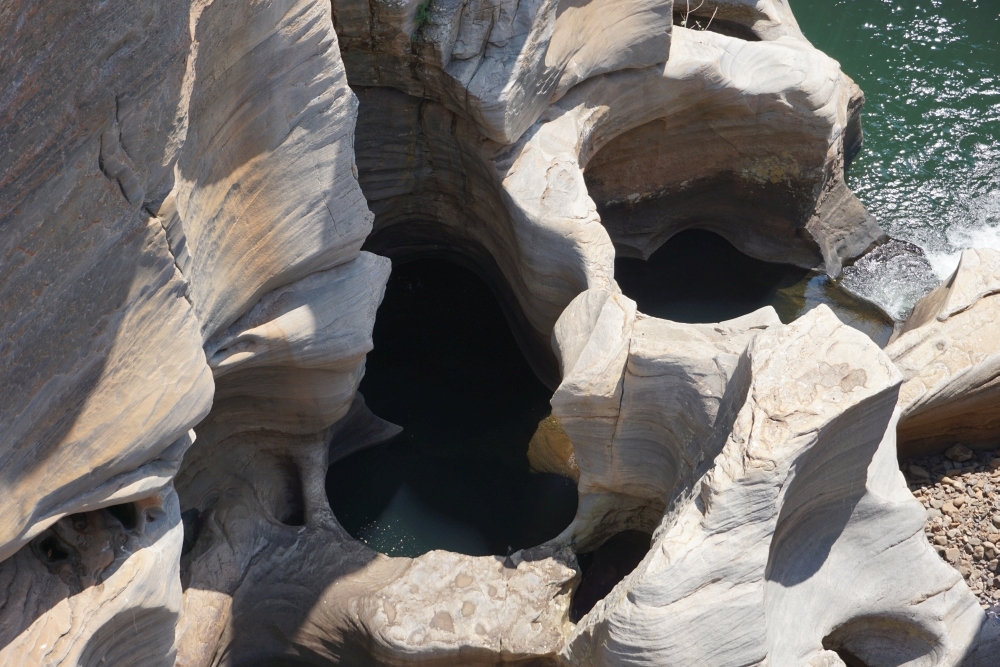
[326,258,578,558]
[615,229,894,345]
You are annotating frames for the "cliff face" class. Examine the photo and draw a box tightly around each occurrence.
[1,0,998,665]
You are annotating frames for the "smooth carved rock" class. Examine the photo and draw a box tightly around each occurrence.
[550,288,782,550]
[160,0,373,340]
[2,0,993,663]
[0,0,214,565]
[174,424,579,666]
[334,0,671,143]
[565,306,985,666]
[887,248,1000,455]
[1,0,379,662]
[0,489,185,666]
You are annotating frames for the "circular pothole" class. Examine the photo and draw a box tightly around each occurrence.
[615,229,894,344]
[326,258,578,557]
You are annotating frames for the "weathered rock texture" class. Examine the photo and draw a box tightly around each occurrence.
[888,249,1000,456]
[563,306,987,666]
[2,0,997,664]
[1,0,378,662]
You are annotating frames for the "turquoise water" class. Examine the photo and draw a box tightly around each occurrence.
[794,0,1000,284]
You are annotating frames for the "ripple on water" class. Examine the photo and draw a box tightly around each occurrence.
[796,0,1000,315]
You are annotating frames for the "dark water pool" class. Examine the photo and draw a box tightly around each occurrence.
[615,229,895,345]
[326,259,578,558]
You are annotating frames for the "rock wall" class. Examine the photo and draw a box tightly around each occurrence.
[888,249,1000,456]
[1,0,380,663]
[1,0,998,665]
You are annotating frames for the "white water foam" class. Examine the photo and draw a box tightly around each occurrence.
[925,219,1000,280]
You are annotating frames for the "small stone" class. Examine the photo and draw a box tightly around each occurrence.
[946,547,961,563]
[959,565,972,577]
[926,508,943,519]
[953,496,966,509]
[946,444,975,462]
[942,501,958,516]
[992,514,1000,529]
[975,546,986,560]
[970,537,982,547]
[934,535,948,546]
[990,458,1000,470]
[931,498,945,509]
[907,464,931,479]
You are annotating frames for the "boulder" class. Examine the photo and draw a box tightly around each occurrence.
[887,248,1000,455]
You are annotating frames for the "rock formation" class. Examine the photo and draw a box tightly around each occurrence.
[888,249,1000,457]
[1,0,998,665]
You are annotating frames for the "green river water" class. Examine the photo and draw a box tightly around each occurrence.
[796,0,1000,282]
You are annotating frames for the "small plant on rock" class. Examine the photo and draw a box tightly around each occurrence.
[412,1,432,41]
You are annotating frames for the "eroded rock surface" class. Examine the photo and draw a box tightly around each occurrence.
[2,0,995,664]
[565,307,985,666]
[888,248,1000,456]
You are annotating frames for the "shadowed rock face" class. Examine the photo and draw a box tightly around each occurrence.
[2,0,998,664]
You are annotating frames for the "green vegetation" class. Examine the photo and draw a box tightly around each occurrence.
[412,1,431,41]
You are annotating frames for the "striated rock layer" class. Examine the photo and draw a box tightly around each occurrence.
[888,249,1000,456]
[1,0,998,665]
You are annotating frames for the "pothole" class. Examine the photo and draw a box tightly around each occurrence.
[614,229,894,344]
[326,258,578,558]
[615,228,808,323]
[570,530,652,622]
[821,615,938,667]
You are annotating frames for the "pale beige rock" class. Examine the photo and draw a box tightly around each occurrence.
[4,0,992,664]
[552,300,780,550]
[174,423,578,666]
[0,0,214,566]
[0,489,185,667]
[0,0,381,663]
[887,248,1000,455]
[162,0,374,340]
[564,307,984,666]
[198,252,390,441]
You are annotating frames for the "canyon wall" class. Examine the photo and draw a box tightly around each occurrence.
[1,0,998,665]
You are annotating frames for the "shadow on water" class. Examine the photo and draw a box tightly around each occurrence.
[326,259,577,558]
[615,229,894,346]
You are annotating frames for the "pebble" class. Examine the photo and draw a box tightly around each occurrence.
[946,444,975,462]
[904,448,1000,609]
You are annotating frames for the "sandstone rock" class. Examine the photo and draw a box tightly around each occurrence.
[946,444,976,462]
[0,0,381,662]
[0,0,214,566]
[888,249,1000,455]
[564,306,983,666]
[1,0,993,663]
[0,489,185,666]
